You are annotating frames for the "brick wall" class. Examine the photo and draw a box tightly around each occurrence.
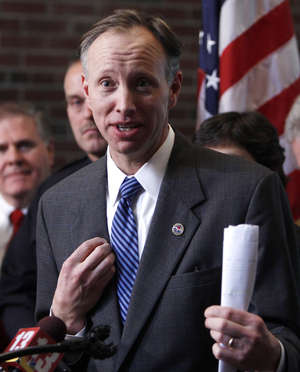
[1,0,300,169]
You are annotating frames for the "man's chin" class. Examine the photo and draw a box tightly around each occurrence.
[83,130,102,140]
[4,182,35,200]
[84,140,107,152]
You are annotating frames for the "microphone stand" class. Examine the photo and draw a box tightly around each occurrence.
[0,325,117,363]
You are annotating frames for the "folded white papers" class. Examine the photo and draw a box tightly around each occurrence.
[218,224,259,372]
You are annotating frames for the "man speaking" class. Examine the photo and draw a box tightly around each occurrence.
[36,9,300,371]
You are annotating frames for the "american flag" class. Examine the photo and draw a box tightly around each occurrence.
[197,0,300,222]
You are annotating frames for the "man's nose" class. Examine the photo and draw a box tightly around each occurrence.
[115,86,136,118]
[6,146,23,164]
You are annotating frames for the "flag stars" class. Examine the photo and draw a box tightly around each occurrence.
[206,69,220,90]
[207,33,216,54]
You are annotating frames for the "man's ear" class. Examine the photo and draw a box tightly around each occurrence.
[168,71,182,109]
[82,74,89,98]
[82,74,93,111]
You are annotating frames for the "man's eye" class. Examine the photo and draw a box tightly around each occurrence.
[18,142,35,152]
[136,78,151,91]
[100,79,115,89]
[0,145,6,153]
[69,100,83,107]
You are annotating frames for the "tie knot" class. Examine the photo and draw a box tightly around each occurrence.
[120,177,143,201]
[10,209,24,232]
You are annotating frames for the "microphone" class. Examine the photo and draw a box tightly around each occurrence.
[0,316,66,372]
[0,317,116,371]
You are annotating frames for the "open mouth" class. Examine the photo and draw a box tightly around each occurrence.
[116,123,140,132]
[118,125,135,132]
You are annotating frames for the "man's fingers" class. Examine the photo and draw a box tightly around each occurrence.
[205,305,261,327]
[211,341,241,363]
[210,330,236,347]
[70,237,108,263]
[206,317,245,356]
[80,241,113,270]
[59,237,115,291]
[205,313,245,339]
[84,252,116,286]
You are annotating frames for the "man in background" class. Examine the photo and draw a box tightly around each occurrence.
[0,59,107,342]
[194,111,287,186]
[64,59,107,164]
[285,95,300,225]
[194,110,300,254]
[0,102,54,266]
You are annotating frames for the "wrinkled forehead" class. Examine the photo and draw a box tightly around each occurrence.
[0,113,34,126]
[86,26,168,72]
[0,114,40,141]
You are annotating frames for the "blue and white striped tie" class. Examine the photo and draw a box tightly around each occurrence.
[111,177,143,323]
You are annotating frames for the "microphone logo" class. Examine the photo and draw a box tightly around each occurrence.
[4,326,63,372]
[8,330,36,351]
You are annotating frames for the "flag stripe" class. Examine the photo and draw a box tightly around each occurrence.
[220,0,294,96]
[258,77,300,134]
[219,36,300,115]
[219,0,283,55]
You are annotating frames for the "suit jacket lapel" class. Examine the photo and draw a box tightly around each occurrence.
[69,157,122,348]
[115,134,207,369]
[70,157,109,246]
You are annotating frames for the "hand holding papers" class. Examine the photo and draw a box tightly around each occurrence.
[221,224,258,309]
[218,224,259,372]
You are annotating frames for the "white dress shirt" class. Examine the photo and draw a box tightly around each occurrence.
[106,125,175,258]
[0,194,14,264]
[0,194,27,267]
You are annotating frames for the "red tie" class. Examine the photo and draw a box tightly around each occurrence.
[9,209,24,238]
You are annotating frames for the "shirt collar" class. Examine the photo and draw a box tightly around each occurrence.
[107,125,175,206]
[0,193,28,216]
[0,194,15,217]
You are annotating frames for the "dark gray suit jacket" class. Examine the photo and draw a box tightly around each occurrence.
[36,133,300,371]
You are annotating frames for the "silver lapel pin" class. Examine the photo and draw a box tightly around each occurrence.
[172,223,184,236]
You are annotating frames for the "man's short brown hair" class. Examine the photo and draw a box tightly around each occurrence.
[80,9,182,84]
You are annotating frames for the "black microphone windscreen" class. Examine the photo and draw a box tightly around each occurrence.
[37,316,67,342]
